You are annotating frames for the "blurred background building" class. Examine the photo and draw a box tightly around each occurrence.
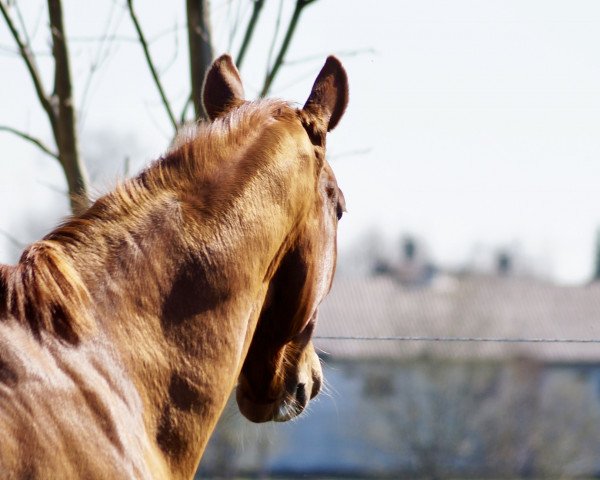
[197,241,600,478]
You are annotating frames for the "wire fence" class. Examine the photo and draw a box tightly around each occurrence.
[314,335,600,344]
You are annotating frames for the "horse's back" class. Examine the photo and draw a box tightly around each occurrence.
[0,320,157,479]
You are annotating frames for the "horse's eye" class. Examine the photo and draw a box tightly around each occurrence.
[324,180,345,221]
[336,188,346,221]
[336,202,344,221]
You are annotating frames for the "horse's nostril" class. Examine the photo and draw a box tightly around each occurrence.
[296,383,307,407]
[310,376,321,399]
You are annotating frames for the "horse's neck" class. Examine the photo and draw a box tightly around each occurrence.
[1,128,306,475]
[71,183,289,476]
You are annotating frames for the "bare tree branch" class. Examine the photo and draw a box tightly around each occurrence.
[186,0,213,121]
[227,0,244,53]
[1,0,90,213]
[70,33,137,43]
[0,1,57,133]
[123,156,130,177]
[79,1,122,130]
[0,44,52,57]
[285,48,376,66]
[158,19,179,76]
[260,0,317,97]
[69,26,184,46]
[0,125,59,159]
[147,23,186,45]
[127,0,178,131]
[265,0,283,78]
[180,94,193,124]
[236,0,264,69]
[48,0,89,213]
[13,1,32,49]
[328,147,372,161]
[29,3,45,44]
[143,100,173,143]
[0,227,26,251]
[36,179,67,196]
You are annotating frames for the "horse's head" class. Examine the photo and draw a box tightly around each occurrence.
[202,55,348,423]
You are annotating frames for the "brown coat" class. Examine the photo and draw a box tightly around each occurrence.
[0,55,348,479]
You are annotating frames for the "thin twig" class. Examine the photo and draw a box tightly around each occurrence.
[147,23,186,45]
[265,0,283,78]
[157,19,179,76]
[179,94,193,124]
[227,0,244,53]
[30,3,45,42]
[0,125,59,160]
[143,100,173,143]
[260,0,317,97]
[0,227,25,251]
[0,1,57,133]
[13,1,32,49]
[0,44,19,55]
[236,0,264,69]
[79,0,120,130]
[36,179,67,196]
[69,34,138,43]
[123,156,130,177]
[70,24,186,45]
[328,148,372,161]
[274,65,321,93]
[285,48,376,66]
[126,0,178,131]
[0,44,52,57]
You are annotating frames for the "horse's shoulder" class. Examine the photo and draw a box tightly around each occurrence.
[0,326,155,478]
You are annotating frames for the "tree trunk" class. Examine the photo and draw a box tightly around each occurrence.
[186,0,213,121]
[47,0,89,214]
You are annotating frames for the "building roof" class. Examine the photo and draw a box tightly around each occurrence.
[315,273,600,362]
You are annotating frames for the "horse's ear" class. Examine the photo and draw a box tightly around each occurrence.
[303,56,349,132]
[202,54,245,120]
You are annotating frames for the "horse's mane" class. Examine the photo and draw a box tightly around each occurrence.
[0,99,299,345]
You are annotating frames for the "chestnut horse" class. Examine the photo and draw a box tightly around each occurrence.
[0,55,348,479]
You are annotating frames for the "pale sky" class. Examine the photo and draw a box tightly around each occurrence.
[1,1,600,284]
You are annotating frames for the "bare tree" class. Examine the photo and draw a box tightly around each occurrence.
[1,0,88,213]
[0,0,322,215]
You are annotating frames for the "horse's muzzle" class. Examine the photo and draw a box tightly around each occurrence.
[236,347,322,423]
[272,372,322,423]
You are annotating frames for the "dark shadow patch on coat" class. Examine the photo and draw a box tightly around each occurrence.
[161,256,228,329]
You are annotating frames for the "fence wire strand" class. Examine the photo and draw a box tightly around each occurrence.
[314,335,600,344]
